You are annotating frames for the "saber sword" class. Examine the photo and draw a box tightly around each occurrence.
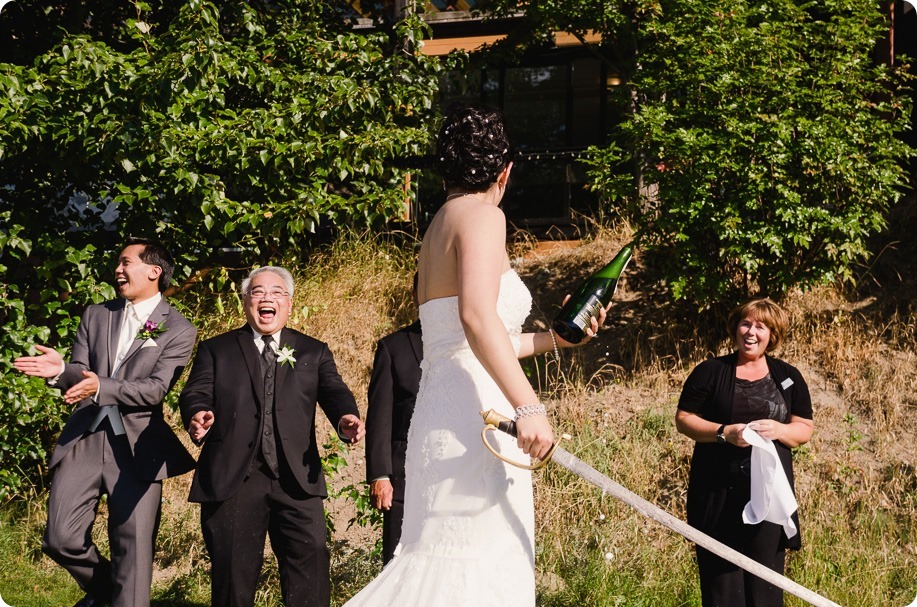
[481,409,842,607]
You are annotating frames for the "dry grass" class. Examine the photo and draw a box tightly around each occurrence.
[786,288,916,428]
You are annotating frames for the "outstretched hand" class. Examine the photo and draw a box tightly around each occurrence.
[13,345,64,378]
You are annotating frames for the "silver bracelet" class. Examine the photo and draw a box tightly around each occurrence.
[547,329,560,360]
[514,403,547,420]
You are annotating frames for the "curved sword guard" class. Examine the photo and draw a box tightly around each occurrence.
[480,409,558,471]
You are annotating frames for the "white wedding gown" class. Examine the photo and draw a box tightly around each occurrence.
[344,269,536,606]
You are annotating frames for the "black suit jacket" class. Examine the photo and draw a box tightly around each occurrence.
[365,321,422,497]
[179,325,359,503]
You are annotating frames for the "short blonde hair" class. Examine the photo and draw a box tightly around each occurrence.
[727,298,789,353]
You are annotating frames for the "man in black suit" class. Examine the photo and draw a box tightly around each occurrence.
[179,265,364,607]
[13,238,197,607]
[365,275,422,564]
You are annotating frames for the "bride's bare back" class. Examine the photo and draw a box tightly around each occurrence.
[417,194,511,306]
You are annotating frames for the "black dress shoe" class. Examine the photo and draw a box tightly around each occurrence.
[72,594,109,607]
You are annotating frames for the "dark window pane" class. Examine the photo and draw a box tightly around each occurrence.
[503,66,566,148]
[417,54,607,226]
[568,159,599,215]
[482,68,500,105]
[502,158,567,221]
[571,58,602,147]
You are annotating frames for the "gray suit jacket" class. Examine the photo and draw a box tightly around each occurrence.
[50,297,197,481]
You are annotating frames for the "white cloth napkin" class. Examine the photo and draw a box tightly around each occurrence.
[741,425,798,538]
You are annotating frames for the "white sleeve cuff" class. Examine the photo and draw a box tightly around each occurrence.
[47,361,67,387]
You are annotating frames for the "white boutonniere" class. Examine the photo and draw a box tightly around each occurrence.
[277,346,297,367]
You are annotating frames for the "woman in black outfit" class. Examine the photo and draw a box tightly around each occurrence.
[676,298,814,606]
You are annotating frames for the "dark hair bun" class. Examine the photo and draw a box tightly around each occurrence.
[436,103,513,191]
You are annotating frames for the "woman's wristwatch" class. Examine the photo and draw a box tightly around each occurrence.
[716,424,727,443]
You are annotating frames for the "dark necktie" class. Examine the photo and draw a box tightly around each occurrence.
[260,335,280,476]
[261,335,277,373]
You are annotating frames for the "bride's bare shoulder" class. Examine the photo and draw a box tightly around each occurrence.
[440,199,505,230]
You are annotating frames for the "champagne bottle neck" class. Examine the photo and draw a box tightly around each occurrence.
[592,245,634,280]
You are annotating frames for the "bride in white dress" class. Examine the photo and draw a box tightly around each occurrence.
[344,103,602,606]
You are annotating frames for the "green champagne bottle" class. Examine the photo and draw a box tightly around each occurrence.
[551,242,634,344]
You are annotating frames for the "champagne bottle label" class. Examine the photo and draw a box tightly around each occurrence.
[571,295,604,331]
[552,242,634,344]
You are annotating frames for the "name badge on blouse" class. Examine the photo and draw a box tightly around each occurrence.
[780,377,794,390]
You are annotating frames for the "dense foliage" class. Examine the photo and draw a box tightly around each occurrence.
[0,0,443,498]
[482,0,913,303]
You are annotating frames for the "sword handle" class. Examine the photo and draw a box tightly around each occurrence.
[479,409,557,470]
[481,409,517,437]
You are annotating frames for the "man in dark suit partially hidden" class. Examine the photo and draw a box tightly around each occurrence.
[179,265,365,607]
[13,238,197,607]
[365,274,422,564]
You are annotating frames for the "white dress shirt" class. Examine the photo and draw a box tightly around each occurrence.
[111,292,162,377]
[251,326,281,354]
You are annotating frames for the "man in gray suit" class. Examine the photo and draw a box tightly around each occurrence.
[13,238,197,607]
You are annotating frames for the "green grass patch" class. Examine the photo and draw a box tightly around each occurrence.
[0,501,83,606]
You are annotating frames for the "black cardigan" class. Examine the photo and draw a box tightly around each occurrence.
[678,351,812,424]
[677,352,813,550]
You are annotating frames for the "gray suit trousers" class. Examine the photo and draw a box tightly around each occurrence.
[43,424,162,607]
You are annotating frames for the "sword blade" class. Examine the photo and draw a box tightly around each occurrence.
[548,446,842,607]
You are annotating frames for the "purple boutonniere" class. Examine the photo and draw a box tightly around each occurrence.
[136,320,167,341]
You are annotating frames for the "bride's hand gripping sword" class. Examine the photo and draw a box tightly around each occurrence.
[480,409,842,607]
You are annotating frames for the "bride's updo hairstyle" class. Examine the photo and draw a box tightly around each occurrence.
[436,103,514,192]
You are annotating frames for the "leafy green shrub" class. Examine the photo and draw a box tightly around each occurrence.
[0,315,60,500]
[0,1,443,279]
[0,222,115,498]
[598,0,913,304]
[482,0,913,306]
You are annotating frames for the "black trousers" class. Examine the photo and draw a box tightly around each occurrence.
[695,478,787,607]
[690,450,794,607]
[697,536,785,607]
[201,463,329,607]
[381,476,407,565]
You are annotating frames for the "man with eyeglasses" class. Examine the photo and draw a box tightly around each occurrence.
[179,265,364,607]
[13,237,197,607]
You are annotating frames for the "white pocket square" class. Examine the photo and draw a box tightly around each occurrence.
[140,338,158,349]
